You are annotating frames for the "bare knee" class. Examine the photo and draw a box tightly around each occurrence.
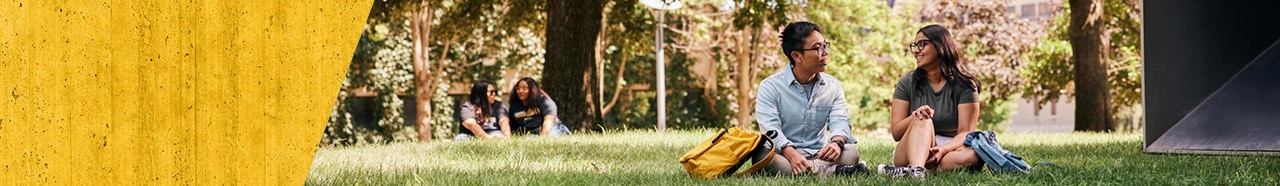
[911,118,934,130]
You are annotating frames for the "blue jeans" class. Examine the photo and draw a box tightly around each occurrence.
[453,130,505,141]
[521,123,571,137]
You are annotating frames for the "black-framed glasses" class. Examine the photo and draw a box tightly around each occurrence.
[798,42,832,54]
[488,90,498,95]
[908,39,931,52]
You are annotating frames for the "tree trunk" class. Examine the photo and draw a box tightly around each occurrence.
[734,28,756,130]
[595,2,610,130]
[410,3,434,142]
[1069,0,1115,132]
[544,0,605,133]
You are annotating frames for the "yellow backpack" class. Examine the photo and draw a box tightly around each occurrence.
[678,128,776,179]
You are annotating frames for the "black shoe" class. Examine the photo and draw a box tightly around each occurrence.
[833,161,871,175]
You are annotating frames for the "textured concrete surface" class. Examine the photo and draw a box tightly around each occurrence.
[0,1,370,184]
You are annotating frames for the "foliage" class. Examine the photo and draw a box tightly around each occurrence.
[1022,0,1144,132]
[731,0,789,30]
[323,24,418,146]
[419,0,547,140]
[323,0,1146,143]
[1020,11,1072,107]
[921,0,1050,131]
[323,0,547,146]
[805,0,920,130]
[322,79,356,146]
[1104,0,1143,131]
[307,131,1280,185]
[599,0,783,130]
[598,0,657,130]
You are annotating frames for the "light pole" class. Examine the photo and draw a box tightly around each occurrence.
[640,0,681,132]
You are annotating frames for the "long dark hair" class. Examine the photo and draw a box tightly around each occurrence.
[914,24,981,93]
[468,80,494,123]
[508,77,545,108]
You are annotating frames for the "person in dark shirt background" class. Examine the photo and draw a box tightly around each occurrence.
[455,80,511,141]
[507,77,570,137]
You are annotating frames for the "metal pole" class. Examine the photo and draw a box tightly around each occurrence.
[656,10,666,132]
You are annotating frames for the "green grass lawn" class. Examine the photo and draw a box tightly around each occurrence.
[306,130,1280,185]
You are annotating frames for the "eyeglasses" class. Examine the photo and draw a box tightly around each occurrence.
[488,90,498,95]
[797,42,831,54]
[908,40,931,52]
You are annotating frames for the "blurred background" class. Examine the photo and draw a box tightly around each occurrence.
[321,0,1143,146]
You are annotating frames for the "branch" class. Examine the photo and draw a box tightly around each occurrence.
[600,52,629,115]
[424,36,456,97]
[666,25,725,51]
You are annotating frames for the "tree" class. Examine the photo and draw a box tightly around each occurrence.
[409,1,436,142]
[420,0,547,139]
[544,0,606,132]
[595,0,772,131]
[726,0,789,130]
[1024,0,1140,132]
[410,0,546,141]
[1069,0,1114,132]
[596,0,655,130]
[324,0,549,145]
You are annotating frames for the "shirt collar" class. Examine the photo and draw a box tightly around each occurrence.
[784,64,825,85]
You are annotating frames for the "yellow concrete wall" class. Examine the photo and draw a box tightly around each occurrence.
[0,0,370,184]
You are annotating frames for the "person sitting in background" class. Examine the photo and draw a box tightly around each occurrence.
[454,80,511,141]
[507,77,571,137]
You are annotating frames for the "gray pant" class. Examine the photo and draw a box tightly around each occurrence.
[752,144,860,175]
[517,123,572,139]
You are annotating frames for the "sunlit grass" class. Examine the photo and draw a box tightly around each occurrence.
[306,129,1279,185]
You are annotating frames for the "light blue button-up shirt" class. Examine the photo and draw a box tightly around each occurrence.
[755,65,854,155]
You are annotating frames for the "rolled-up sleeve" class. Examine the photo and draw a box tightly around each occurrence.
[755,82,793,152]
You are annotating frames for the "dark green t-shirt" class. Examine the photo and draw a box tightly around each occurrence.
[508,96,559,130]
[892,72,978,137]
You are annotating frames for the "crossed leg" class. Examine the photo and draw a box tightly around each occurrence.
[892,118,983,174]
[893,118,935,168]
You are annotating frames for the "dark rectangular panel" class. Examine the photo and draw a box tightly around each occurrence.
[1144,0,1280,147]
[1148,41,1280,154]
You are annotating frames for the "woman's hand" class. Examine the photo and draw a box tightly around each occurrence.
[927,146,949,163]
[912,105,934,119]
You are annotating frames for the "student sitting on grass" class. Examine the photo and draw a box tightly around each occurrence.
[454,80,511,141]
[880,24,984,178]
[751,21,870,176]
[507,77,571,137]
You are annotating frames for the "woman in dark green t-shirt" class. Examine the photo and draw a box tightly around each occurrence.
[507,77,571,137]
[881,24,983,178]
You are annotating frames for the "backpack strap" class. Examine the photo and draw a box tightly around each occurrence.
[733,131,777,177]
